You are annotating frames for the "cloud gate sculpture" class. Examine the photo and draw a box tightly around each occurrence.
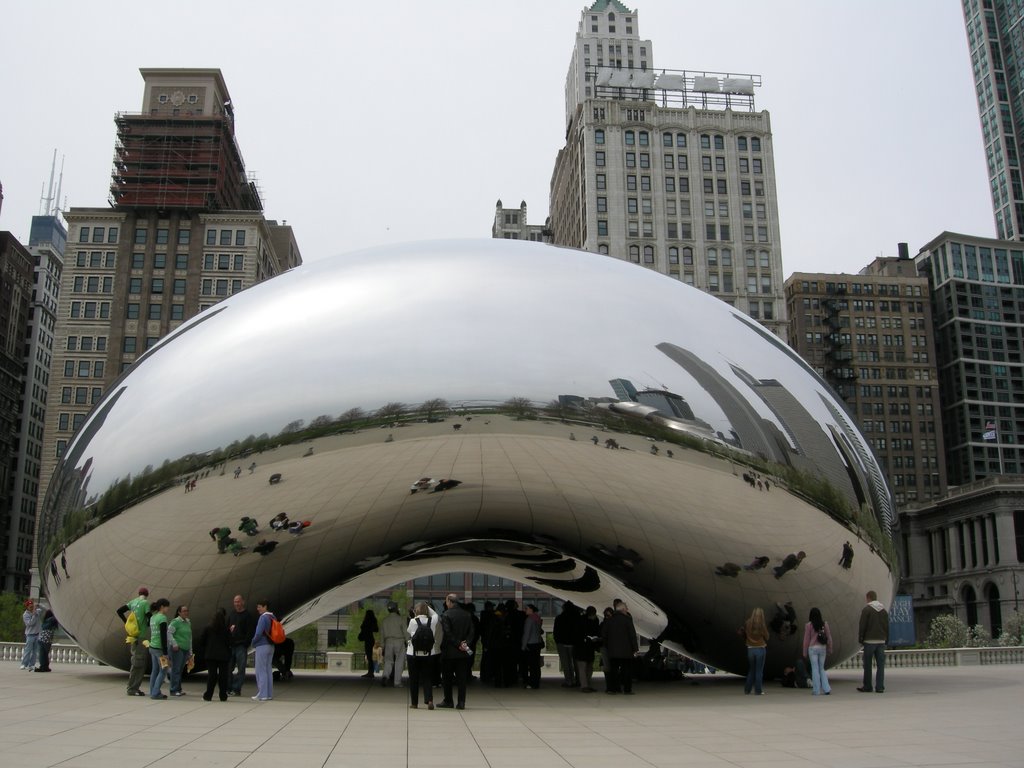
[39,240,895,677]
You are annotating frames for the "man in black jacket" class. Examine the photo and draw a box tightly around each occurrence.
[438,593,475,710]
[227,595,255,696]
[601,599,639,695]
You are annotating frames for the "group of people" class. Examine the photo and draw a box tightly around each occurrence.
[20,599,59,672]
[740,590,890,696]
[356,597,645,705]
[115,590,291,702]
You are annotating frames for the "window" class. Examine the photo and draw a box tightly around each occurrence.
[664,155,674,170]
[700,134,711,149]
[92,226,105,243]
[662,132,673,147]
[148,304,162,320]
[715,157,726,173]
[235,230,246,246]
[625,152,636,167]
[206,230,217,245]
[642,198,652,215]
[752,137,761,151]
[628,198,638,214]
[753,159,763,174]
[175,253,188,270]
[134,228,147,244]
[596,151,606,167]
[717,179,728,194]
[702,156,712,172]
[678,155,688,171]
[132,253,145,269]
[218,254,230,270]
[156,228,169,244]
[676,133,686,148]
[215,279,229,296]
[178,229,190,245]
[126,303,139,319]
[740,158,749,173]
[129,277,142,294]
[219,230,232,246]
[638,131,649,146]
[78,227,89,243]
[641,176,651,192]
[643,245,654,264]
[669,247,679,264]
[628,221,639,237]
[151,278,164,294]
[171,304,185,320]
[595,129,605,144]
[626,175,636,191]
[625,130,635,145]
[597,220,608,236]
[124,337,137,353]
[596,174,606,190]
[107,226,119,243]
[597,197,607,213]
[234,255,244,271]
[153,253,166,269]
[629,245,640,263]
[737,136,748,151]
[666,177,676,193]
[706,222,717,240]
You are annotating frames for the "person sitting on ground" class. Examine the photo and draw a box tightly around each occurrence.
[269,513,289,531]
[238,517,259,536]
[253,540,278,556]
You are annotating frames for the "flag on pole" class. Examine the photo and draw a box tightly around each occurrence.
[983,421,997,442]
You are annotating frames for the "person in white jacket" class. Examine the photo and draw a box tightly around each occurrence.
[405,602,440,709]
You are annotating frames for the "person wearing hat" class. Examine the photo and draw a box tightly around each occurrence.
[20,599,45,670]
[116,586,152,696]
[380,601,408,687]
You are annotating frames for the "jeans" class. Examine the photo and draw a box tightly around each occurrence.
[523,646,542,688]
[745,646,765,694]
[149,648,168,697]
[21,634,39,668]
[556,643,577,685]
[169,647,189,694]
[383,638,406,685]
[38,642,52,671]
[229,644,248,694]
[407,654,435,706]
[441,655,471,706]
[808,645,830,694]
[254,644,273,699]
[862,642,885,691]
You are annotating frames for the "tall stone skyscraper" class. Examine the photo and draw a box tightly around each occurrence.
[550,2,787,337]
[40,69,302,503]
[963,0,1024,239]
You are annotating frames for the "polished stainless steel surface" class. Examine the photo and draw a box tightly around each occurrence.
[39,240,895,676]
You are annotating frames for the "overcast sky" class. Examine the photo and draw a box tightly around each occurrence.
[0,1,994,276]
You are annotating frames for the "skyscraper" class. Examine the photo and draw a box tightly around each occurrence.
[550,2,787,337]
[40,69,302,502]
[963,0,1024,239]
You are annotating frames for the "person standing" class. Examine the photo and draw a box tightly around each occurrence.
[380,601,407,687]
[148,598,172,699]
[553,601,580,688]
[802,607,833,695]
[575,605,600,692]
[438,593,475,710]
[406,602,439,709]
[358,609,379,678]
[20,599,45,671]
[521,604,544,690]
[601,600,639,695]
[115,586,151,695]
[198,608,232,701]
[35,609,59,672]
[251,600,275,701]
[741,607,769,695]
[168,605,193,697]
[858,590,889,693]
[227,594,255,697]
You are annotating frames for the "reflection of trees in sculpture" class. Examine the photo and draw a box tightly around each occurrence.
[339,407,366,426]
[503,397,536,419]
[280,419,305,434]
[375,402,407,421]
[309,414,335,429]
[421,398,449,422]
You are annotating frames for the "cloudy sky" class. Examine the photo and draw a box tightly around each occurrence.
[0,1,993,276]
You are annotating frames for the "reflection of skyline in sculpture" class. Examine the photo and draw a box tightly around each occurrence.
[35,240,895,677]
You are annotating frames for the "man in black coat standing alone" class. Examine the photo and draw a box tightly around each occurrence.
[438,593,476,710]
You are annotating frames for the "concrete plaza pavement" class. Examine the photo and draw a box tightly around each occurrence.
[0,662,1021,768]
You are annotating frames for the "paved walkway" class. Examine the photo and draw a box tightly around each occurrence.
[0,662,1020,768]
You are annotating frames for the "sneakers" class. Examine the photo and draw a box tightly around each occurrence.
[227,690,239,697]
[128,690,145,696]
[151,694,168,700]
[171,691,186,697]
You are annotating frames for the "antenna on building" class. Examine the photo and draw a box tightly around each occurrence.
[39,149,65,217]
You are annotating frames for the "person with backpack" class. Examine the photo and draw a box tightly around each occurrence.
[115,586,151,696]
[406,602,439,709]
[251,600,276,702]
[802,607,833,696]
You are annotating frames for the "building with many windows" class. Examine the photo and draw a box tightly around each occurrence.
[491,200,550,242]
[39,69,301,503]
[962,0,1024,240]
[785,251,946,509]
[549,2,787,337]
[915,231,1024,485]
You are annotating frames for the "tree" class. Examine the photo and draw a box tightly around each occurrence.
[999,610,1024,646]
[420,398,449,422]
[309,414,335,429]
[925,614,971,648]
[339,407,366,426]
[0,593,26,642]
[280,419,305,435]
[502,396,535,418]
[376,402,407,422]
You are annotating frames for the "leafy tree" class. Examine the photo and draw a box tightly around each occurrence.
[925,613,971,648]
[290,624,319,652]
[998,610,1024,646]
[0,593,27,642]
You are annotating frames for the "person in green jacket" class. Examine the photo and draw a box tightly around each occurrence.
[168,605,193,696]
[115,586,151,696]
[148,598,171,699]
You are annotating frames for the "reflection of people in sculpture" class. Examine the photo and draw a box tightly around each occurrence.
[287,520,311,535]
[773,551,805,579]
[591,435,599,445]
[238,517,259,536]
[649,444,659,455]
[770,601,798,637]
[744,556,770,571]
[273,637,295,681]
[839,541,854,569]
[303,446,314,457]
[210,527,235,554]
[254,539,278,556]
[269,513,289,531]
[233,466,241,479]
[410,477,462,494]
[715,562,741,577]
[604,438,619,449]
